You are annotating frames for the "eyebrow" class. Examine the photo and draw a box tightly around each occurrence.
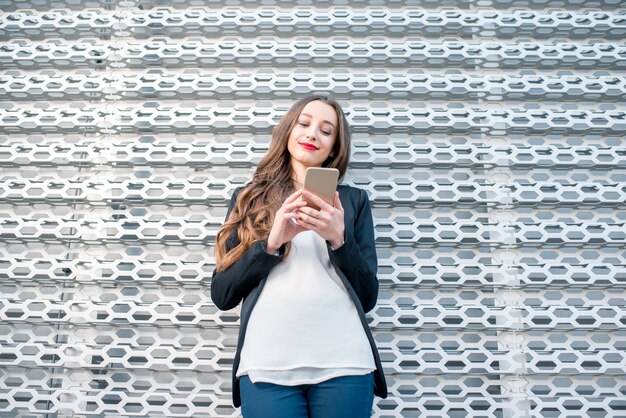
[300,113,336,129]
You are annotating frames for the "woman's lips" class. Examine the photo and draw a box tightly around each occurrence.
[298,142,319,151]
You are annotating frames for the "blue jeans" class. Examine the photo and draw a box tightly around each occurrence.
[239,373,375,418]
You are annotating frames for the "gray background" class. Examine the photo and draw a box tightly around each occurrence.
[0,0,625,417]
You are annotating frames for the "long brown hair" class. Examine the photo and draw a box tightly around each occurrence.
[215,95,351,271]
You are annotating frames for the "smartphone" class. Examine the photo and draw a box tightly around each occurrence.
[303,167,339,211]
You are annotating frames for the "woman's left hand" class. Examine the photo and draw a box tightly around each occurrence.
[296,191,345,249]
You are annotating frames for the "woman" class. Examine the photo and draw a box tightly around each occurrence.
[211,95,387,418]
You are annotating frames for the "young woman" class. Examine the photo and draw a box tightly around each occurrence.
[211,95,387,418]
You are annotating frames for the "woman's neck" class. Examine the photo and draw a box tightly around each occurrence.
[291,177,303,189]
[290,161,308,188]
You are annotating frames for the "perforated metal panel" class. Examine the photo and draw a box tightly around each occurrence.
[0,1,625,417]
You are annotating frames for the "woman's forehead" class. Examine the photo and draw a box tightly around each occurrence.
[299,101,338,126]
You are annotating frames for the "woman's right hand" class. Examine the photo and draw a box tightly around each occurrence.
[266,189,308,254]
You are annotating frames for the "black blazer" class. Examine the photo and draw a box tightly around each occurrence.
[211,184,388,407]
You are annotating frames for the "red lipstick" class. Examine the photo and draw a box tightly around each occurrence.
[299,142,319,151]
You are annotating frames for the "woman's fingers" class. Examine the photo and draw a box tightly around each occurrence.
[267,190,311,252]
[283,212,301,219]
[298,206,325,221]
[284,188,304,204]
[277,190,306,217]
[302,191,334,212]
[294,214,317,229]
[283,199,308,212]
[333,191,343,211]
[296,213,318,227]
[296,191,345,244]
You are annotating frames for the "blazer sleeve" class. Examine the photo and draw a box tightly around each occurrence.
[210,188,283,311]
[328,188,379,313]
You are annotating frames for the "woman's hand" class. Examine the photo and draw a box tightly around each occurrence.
[266,189,308,254]
[296,191,345,249]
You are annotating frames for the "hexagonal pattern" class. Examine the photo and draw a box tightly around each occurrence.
[1,1,625,418]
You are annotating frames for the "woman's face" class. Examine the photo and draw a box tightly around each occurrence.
[287,100,338,171]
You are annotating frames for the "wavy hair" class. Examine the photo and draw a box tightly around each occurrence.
[215,95,351,272]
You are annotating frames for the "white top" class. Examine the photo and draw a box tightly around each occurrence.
[236,230,376,385]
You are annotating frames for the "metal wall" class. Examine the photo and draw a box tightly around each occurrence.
[1,0,625,417]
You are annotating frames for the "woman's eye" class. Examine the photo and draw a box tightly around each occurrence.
[322,131,331,136]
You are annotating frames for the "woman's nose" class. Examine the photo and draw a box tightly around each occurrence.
[305,128,317,140]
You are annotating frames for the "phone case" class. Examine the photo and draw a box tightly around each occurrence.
[303,167,339,211]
